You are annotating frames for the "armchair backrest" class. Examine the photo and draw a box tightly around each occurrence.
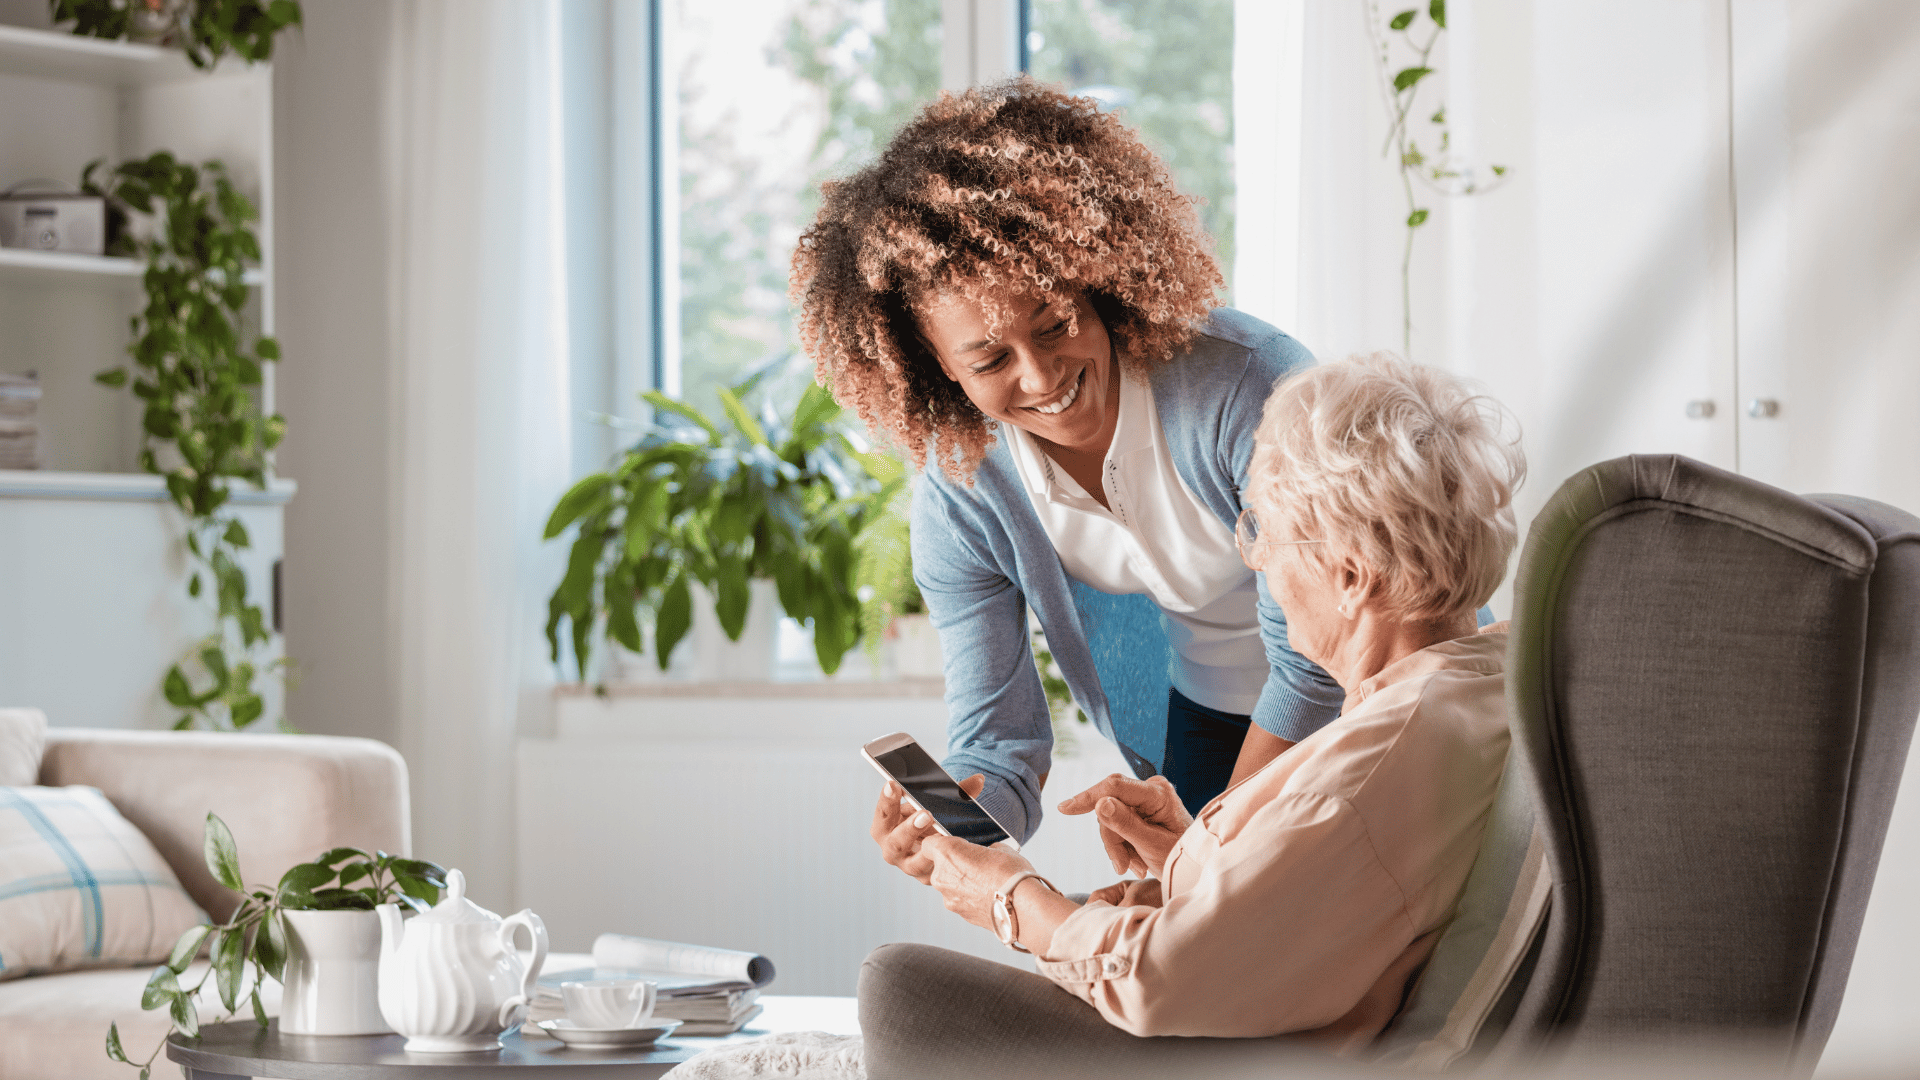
[1499,454,1920,1073]
[38,729,411,920]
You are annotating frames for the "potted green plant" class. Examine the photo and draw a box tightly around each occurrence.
[106,815,445,1076]
[50,0,304,68]
[544,372,894,681]
[850,449,937,676]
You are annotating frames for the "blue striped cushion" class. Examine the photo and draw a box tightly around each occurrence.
[0,786,207,980]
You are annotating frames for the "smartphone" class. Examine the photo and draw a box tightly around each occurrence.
[861,732,1017,849]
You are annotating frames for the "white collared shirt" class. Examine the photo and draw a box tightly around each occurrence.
[1005,372,1267,715]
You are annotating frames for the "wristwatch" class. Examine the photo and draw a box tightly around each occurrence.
[991,870,1060,953]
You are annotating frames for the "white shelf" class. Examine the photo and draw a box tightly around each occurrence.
[0,23,215,87]
[0,246,263,289]
[0,469,295,504]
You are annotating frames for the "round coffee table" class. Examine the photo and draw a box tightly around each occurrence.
[168,1024,691,1080]
[167,998,858,1080]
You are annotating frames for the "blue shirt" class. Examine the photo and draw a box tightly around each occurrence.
[910,309,1345,843]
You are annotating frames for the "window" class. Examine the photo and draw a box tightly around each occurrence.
[671,0,943,416]
[1023,0,1238,295]
[668,0,1243,411]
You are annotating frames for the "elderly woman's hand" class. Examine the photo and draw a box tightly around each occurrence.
[1088,876,1163,909]
[1057,774,1192,879]
[921,835,1035,930]
[869,775,986,883]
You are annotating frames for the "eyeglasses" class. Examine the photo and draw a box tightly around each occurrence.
[1234,508,1323,570]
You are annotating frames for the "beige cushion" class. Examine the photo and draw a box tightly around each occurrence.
[0,708,46,787]
[0,961,282,1080]
[0,786,207,982]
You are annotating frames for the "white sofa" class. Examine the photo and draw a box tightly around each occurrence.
[0,724,410,1080]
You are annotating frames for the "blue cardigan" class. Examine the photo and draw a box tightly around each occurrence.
[910,309,1345,844]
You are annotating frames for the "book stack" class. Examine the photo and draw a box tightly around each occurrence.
[0,372,39,470]
[529,933,776,1038]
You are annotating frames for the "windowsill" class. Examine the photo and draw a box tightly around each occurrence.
[554,677,945,699]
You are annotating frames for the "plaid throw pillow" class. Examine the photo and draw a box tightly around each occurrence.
[0,785,207,980]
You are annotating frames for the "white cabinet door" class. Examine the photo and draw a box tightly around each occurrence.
[1731,0,1920,513]
[1529,0,1740,488]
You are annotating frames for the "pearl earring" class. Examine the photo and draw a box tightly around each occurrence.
[1337,603,1348,616]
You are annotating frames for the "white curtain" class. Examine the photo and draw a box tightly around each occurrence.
[385,0,573,903]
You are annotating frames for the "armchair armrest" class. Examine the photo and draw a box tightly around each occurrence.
[38,730,410,920]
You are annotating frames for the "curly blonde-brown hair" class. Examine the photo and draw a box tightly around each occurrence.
[790,77,1223,482]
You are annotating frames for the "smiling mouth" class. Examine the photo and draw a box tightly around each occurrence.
[1026,369,1085,416]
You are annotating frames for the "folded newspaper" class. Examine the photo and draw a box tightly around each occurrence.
[529,934,776,1037]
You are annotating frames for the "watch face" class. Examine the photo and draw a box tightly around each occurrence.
[991,894,1015,943]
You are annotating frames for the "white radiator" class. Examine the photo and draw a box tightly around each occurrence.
[516,689,1132,996]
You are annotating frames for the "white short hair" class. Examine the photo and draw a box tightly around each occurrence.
[1246,353,1527,623]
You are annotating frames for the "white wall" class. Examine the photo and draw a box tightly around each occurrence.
[272,0,403,750]
[519,690,1139,996]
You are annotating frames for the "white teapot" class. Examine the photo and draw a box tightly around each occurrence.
[376,868,549,1052]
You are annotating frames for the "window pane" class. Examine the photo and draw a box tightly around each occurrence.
[1024,0,1236,295]
[674,0,942,415]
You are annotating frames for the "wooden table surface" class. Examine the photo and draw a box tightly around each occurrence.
[167,997,860,1080]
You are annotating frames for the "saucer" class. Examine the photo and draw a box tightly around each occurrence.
[536,1018,682,1048]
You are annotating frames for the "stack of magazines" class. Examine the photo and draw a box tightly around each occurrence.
[529,933,776,1036]
[0,372,39,470]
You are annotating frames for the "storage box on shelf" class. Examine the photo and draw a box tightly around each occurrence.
[0,20,288,732]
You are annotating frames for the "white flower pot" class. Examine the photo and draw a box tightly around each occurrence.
[280,909,391,1035]
[888,614,944,679]
[687,579,781,681]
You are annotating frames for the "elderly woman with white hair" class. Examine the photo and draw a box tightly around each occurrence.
[861,353,1527,1070]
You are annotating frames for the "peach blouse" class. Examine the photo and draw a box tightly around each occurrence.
[1036,632,1511,1051]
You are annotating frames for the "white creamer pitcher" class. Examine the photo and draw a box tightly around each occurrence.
[376,869,549,1052]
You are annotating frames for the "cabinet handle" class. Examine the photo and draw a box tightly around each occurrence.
[1747,398,1781,419]
[1686,400,1716,419]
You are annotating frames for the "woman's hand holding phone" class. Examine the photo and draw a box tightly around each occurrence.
[1057,774,1192,879]
[870,774,986,883]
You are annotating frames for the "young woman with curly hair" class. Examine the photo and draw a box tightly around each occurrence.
[791,78,1344,865]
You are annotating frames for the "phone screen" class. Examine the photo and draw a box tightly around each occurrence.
[874,740,1012,847]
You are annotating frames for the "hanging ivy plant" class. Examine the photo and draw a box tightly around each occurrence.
[49,0,304,69]
[85,152,287,730]
[1368,0,1510,356]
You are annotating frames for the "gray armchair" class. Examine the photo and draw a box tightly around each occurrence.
[859,454,1920,1078]
[1490,454,1920,1074]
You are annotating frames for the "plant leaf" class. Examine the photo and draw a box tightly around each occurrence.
[1407,207,1430,227]
[142,966,181,1010]
[314,847,364,868]
[203,813,245,892]
[714,554,751,640]
[642,391,722,443]
[655,571,693,670]
[167,924,212,973]
[212,928,244,1012]
[106,1021,129,1063]
[94,368,128,388]
[251,986,269,1028]
[543,474,612,539]
[257,912,288,983]
[169,988,199,1038]
[1430,0,1447,28]
[717,386,770,446]
[1393,66,1432,92]
[1389,8,1416,29]
[276,862,335,907]
[163,666,195,708]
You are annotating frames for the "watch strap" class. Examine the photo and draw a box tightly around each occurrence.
[993,870,1060,953]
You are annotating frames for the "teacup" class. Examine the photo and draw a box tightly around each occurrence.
[561,979,657,1029]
